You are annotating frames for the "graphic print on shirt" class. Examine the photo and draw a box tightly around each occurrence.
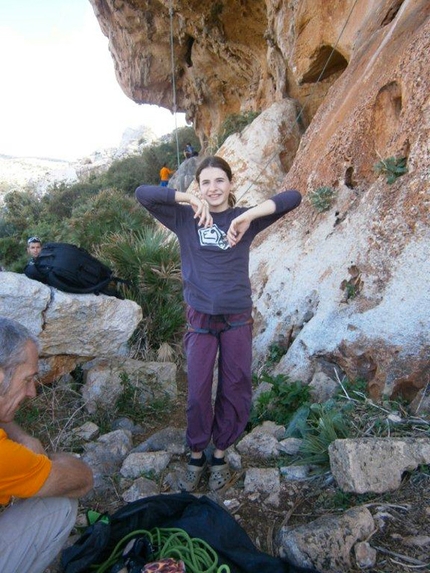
[198,224,230,250]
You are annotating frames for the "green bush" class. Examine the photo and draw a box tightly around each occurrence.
[96,227,184,357]
[292,402,350,469]
[216,111,260,149]
[309,186,336,213]
[63,188,154,251]
[250,373,311,427]
[40,181,101,220]
[100,156,154,194]
[374,156,408,184]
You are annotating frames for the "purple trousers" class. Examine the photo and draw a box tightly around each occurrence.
[184,305,253,452]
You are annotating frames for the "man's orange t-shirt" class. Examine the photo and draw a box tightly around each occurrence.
[0,429,52,505]
[160,166,174,182]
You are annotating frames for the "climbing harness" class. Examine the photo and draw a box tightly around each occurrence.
[91,527,231,573]
[186,315,254,339]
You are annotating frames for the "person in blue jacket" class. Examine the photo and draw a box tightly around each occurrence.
[135,156,301,492]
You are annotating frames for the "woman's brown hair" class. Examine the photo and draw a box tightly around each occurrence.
[195,156,237,207]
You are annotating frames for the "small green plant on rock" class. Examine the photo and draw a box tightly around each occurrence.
[293,402,350,469]
[265,341,289,368]
[374,155,408,184]
[250,373,310,427]
[309,186,336,213]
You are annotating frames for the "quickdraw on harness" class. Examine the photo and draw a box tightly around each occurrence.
[186,315,253,339]
[91,526,231,573]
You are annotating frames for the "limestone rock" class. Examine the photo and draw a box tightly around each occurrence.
[244,467,281,507]
[236,426,281,459]
[132,427,186,455]
[308,371,339,403]
[354,541,377,569]
[120,451,172,479]
[0,272,50,334]
[0,272,142,382]
[122,476,159,503]
[329,438,430,493]
[39,289,142,357]
[277,506,375,573]
[82,429,133,493]
[81,357,177,414]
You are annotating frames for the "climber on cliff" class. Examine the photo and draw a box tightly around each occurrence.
[0,316,94,573]
[135,156,302,493]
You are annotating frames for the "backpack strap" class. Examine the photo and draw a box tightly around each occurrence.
[46,273,115,295]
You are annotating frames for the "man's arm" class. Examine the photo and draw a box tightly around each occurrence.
[1,421,94,498]
[36,452,93,498]
[0,421,45,454]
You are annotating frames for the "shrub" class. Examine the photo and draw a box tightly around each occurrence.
[216,111,260,148]
[64,188,154,251]
[309,186,336,212]
[100,155,154,194]
[292,402,350,469]
[96,227,184,358]
[374,155,408,184]
[250,373,310,427]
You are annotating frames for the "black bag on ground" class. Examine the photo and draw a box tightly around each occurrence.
[24,242,127,298]
[61,493,320,573]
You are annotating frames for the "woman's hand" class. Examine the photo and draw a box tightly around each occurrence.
[189,196,213,228]
[227,213,251,246]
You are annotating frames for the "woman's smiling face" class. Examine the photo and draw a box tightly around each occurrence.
[198,166,232,212]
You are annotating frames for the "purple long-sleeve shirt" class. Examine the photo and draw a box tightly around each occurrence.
[135,185,301,314]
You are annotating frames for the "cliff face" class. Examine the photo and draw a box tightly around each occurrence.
[90,0,430,400]
[90,0,372,140]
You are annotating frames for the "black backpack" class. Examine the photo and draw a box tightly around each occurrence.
[61,493,320,573]
[24,242,128,298]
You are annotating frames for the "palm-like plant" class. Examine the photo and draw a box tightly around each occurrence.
[97,227,184,359]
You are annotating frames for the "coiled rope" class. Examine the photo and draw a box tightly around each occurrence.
[92,527,231,573]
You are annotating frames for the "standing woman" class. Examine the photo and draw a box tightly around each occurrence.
[135,156,301,491]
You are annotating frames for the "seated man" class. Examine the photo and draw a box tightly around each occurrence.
[0,317,93,573]
[183,143,195,159]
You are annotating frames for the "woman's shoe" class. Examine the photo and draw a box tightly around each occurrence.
[209,462,231,491]
[178,460,207,492]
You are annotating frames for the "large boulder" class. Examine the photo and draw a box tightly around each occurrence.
[0,272,142,381]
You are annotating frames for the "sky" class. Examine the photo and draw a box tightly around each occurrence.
[0,0,186,161]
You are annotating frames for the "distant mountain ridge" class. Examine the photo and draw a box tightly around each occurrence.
[0,125,155,201]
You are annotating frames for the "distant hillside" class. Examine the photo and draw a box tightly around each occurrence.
[0,125,156,202]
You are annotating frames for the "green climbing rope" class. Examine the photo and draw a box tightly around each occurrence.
[92,526,231,573]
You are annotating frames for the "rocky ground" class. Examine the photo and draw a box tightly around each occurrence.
[26,369,430,573]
